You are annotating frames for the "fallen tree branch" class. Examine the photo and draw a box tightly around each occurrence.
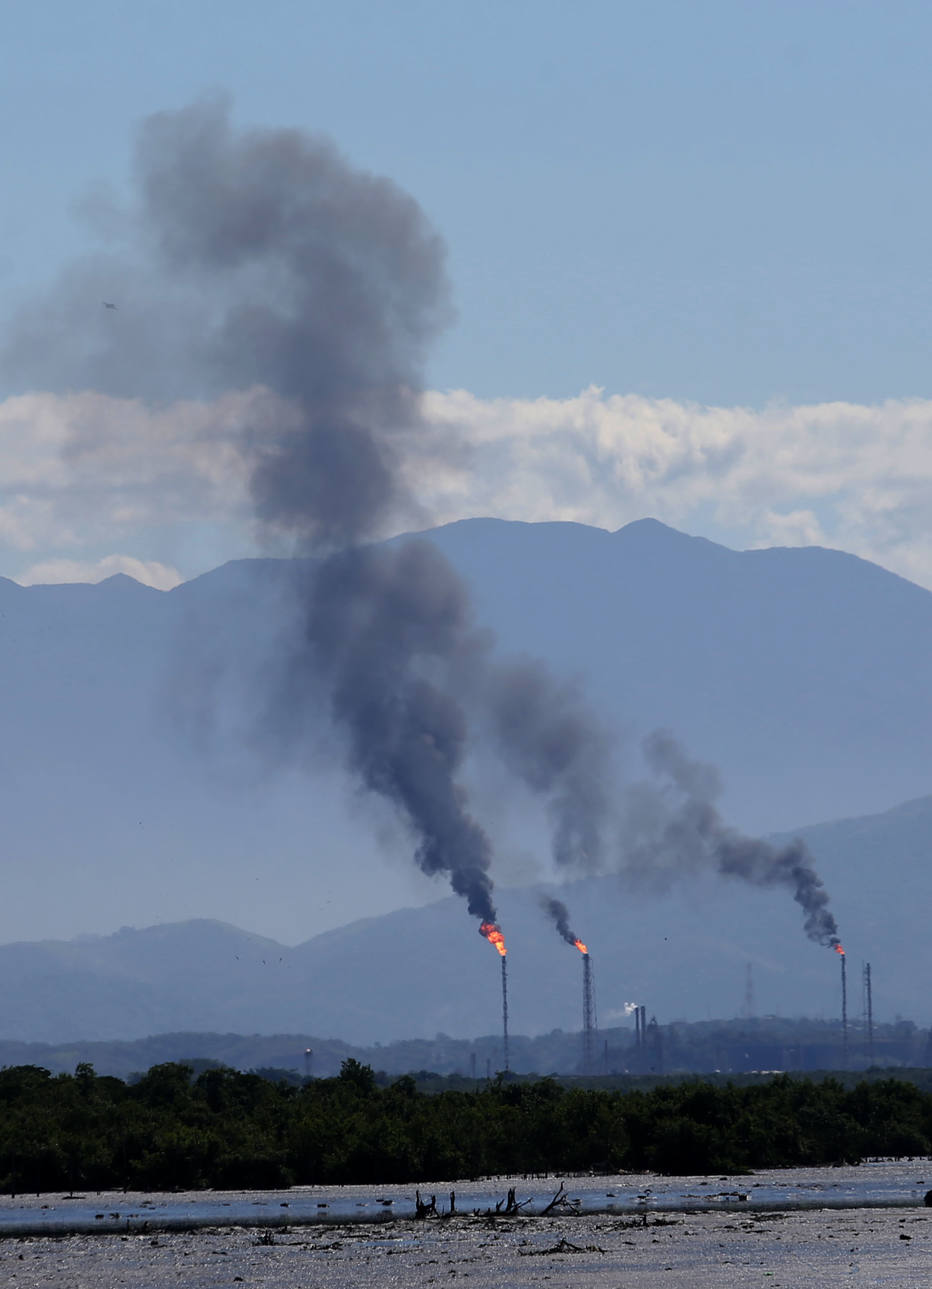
[540,1184,580,1216]
[472,1186,531,1218]
[521,1237,605,1256]
[413,1190,438,1220]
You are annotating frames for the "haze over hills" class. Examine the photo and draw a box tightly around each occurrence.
[422,517,932,831]
[1,790,930,1047]
[2,517,930,955]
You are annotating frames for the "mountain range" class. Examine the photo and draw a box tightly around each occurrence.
[1,789,930,1046]
[1,516,930,1036]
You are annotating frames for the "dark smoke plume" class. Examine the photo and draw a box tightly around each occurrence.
[305,541,497,922]
[482,659,612,872]
[4,98,842,949]
[2,96,449,548]
[2,97,503,923]
[133,102,497,920]
[4,97,619,926]
[540,895,580,946]
[635,730,841,947]
[137,97,451,551]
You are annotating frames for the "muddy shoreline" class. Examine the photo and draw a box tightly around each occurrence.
[0,1191,922,1240]
[4,1207,932,1288]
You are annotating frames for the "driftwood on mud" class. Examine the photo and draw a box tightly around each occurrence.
[472,1186,531,1218]
[416,1182,582,1223]
[413,1190,459,1220]
[521,1236,605,1256]
[540,1184,581,1216]
[413,1191,438,1220]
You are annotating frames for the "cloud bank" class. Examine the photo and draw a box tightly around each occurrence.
[2,385,932,589]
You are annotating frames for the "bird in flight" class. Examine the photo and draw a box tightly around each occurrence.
[102,301,117,310]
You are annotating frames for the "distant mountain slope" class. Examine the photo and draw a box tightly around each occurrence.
[1,792,929,1044]
[1,517,930,947]
[420,518,932,830]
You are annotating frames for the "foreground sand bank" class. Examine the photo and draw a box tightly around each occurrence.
[3,1206,931,1288]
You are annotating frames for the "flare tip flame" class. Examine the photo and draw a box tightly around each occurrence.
[479,921,507,957]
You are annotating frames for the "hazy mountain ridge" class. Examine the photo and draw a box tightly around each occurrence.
[2,517,930,990]
[420,518,932,831]
[1,792,930,1045]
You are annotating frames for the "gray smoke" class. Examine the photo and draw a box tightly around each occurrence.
[305,541,497,923]
[2,95,449,547]
[4,98,842,948]
[540,895,581,947]
[635,730,841,947]
[30,99,608,926]
[2,97,504,923]
[0,99,637,920]
[482,659,612,872]
[144,95,448,552]
[132,102,496,920]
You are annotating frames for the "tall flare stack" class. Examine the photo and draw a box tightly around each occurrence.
[836,943,847,1066]
[582,950,595,1074]
[501,955,510,1073]
[539,896,597,1071]
[567,935,596,1073]
[480,922,509,1072]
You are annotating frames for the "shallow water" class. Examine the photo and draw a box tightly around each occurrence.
[1,1160,930,1236]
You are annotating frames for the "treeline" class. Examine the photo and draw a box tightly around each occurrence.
[2,1015,930,1080]
[1,1060,930,1194]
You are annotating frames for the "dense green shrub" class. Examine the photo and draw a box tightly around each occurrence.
[0,1059,929,1192]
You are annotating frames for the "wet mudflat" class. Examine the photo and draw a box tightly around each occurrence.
[2,1160,928,1232]
[2,1207,932,1288]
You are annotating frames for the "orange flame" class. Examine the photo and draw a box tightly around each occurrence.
[834,943,845,956]
[573,938,588,955]
[480,921,507,956]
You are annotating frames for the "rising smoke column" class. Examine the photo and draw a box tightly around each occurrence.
[1,97,501,930]
[635,730,841,947]
[482,659,613,872]
[477,659,839,950]
[134,101,500,926]
[541,895,595,1072]
[0,97,622,923]
[540,894,586,950]
[304,540,497,922]
[2,98,843,953]
[118,101,612,927]
[131,98,449,550]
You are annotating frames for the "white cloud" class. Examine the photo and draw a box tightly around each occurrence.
[0,388,263,576]
[16,555,183,591]
[413,388,932,589]
[3,385,932,590]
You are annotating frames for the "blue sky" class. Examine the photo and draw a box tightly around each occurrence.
[2,0,932,588]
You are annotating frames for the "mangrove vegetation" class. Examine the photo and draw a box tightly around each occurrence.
[1,1060,930,1193]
